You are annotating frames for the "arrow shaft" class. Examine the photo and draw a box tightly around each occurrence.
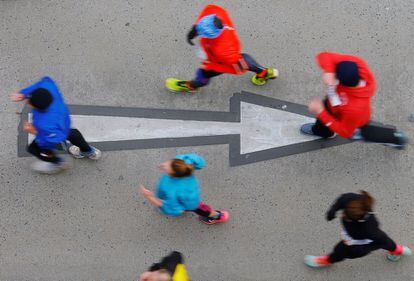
[71,115,241,142]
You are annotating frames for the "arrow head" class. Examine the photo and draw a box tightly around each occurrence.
[229,91,352,166]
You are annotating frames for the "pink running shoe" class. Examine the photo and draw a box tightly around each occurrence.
[304,255,331,268]
[387,245,412,262]
[200,210,229,225]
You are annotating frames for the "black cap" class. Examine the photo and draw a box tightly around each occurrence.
[336,61,360,87]
[29,88,53,110]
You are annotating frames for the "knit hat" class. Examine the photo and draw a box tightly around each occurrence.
[196,14,224,39]
[29,88,53,110]
[335,61,360,87]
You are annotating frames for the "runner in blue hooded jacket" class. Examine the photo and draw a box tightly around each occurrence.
[10,76,101,173]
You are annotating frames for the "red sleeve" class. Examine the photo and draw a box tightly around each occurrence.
[317,109,359,138]
[316,52,376,93]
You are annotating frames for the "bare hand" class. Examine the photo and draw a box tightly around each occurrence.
[322,73,337,86]
[10,92,25,102]
[139,271,152,281]
[308,97,325,115]
[23,122,37,135]
[139,185,153,198]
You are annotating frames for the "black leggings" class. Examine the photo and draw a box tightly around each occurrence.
[329,238,397,263]
[312,100,402,144]
[190,53,266,88]
[27,128,91,163]
[189,202,213,218]
[313,120,402,144]
[312,118,336,138]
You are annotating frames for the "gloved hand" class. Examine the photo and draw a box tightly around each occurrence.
[187,25,197,46]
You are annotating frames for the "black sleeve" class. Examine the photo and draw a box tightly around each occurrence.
[186,25,198,45]
[365,217,397,251]
[149,251,184,275]
[326,193,360,221]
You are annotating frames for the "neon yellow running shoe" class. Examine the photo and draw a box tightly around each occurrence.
[251,68,279,86]
[165,78,198,93]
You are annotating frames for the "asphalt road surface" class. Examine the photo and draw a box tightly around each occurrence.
[0,1,413,280]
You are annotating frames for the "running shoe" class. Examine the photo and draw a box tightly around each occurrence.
[68,145,102,160]
[165,78,198,93]
[382,131,408,150]
[300,123,336,139]
[200,210,229,225]
[387,246,412,262]
[251,68,279,86]
[31,157,72,174]
[304,255,331,268]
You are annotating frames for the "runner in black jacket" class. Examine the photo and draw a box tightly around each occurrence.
[305,191,411,268]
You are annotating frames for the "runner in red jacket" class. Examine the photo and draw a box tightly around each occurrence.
[165,5,278,93]
[301,52,407,148]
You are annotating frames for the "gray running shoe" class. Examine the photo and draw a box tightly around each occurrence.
[300,123,336,139]
[68,145,102,160]
[31,157,72,174]
[382,131,408,150]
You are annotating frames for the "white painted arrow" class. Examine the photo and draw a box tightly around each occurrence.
[239,102,318,153]
[29,101,317,155]
[21,92,352,166]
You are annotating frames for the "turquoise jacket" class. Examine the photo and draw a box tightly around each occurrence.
[157,154,205,217]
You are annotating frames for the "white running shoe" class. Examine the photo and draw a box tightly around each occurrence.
[31,157,72,174]
[68,145,102,160]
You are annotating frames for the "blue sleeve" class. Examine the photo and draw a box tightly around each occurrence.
[20,76,56,98]
[157,186,167,200]
[174,153,205,170]
[156,176,169,200]
[20,79,44,98]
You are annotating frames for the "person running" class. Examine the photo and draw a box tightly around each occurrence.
[165,4,278,93]
[139,153,229,225]
[139,251,189,281]
[301,52,407,148]
[304,191,411,268]
[10,76,101,174]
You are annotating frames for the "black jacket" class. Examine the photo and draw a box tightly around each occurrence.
[326,193,393,247]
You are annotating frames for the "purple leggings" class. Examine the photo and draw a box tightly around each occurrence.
[190,53,266,88]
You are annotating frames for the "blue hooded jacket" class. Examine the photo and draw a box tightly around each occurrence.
[20,77,71,150]
[157,154,205,217]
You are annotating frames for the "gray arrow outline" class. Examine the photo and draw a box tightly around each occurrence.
[17,91,352,166]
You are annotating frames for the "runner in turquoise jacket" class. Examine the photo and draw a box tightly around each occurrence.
[157,153,204,216]
[140,153,229,225]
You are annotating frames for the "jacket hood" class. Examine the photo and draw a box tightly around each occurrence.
[174,153,205,170]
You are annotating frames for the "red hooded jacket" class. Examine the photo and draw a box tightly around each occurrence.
[316,52,377,138]
[195,5,246,75]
